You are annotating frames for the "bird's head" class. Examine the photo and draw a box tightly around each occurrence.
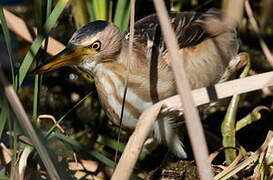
[32,21,122,75]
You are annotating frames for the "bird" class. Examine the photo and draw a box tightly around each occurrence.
[33,9,239,158]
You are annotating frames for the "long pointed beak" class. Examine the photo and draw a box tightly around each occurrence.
[31,46,90,74]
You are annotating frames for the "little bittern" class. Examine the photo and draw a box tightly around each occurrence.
[33,9,238,158]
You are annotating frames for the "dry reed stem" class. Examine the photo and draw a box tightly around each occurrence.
[163,71,273,109]
[112,70,273,179]
[112,104,162,180]
[69,160,99,172]
[114,0,135,166]
[0,142,12,164]
[1,8,65,56]
[152,1,213,179]
[0,68,60,180]
[37,114,65,133]
[224,0,244,22]
[18,146,32,180]
[245,0,273,67]
[112,1,137,178]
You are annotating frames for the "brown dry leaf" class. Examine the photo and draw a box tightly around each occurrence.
[69,160,99,172]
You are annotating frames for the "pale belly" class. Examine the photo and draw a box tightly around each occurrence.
[95,68,154,129]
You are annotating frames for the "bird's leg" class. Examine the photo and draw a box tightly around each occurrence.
[221,54,251,164]
[219,52,249,83]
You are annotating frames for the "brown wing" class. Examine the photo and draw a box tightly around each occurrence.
[124,9,237,51]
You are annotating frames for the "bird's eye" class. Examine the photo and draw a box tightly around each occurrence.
[91,41,101,51]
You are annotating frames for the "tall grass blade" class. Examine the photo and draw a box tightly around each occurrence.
[32,0,44,124]
[34,0,42,31]
[88,150,115,168]
[0,99,8,139]
[122,4,130,31]
[86,0,95,21]
[17,0,69,88]
[50,132,82,149]
[93,0,108,20]
[114,0,130,31]
[44,0,53,50]
[32,76,39,123]
[0,2,15,85]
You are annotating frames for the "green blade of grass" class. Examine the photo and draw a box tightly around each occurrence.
[0,2,15,85]
[0,96,8,139]
[114,0,127,25]
[86,0,95,21]
[88,149,115,168]
[33,0,52,125]
[32,0,43,123]
[17,0,69,88]
[114,0,130,31]
[44,0,53,49]
[121,4,130,31]
[32,0,46,124]
[32,75,40,123]
[50,132,82,149]
[93,0,108,20]
[34,0,42,31]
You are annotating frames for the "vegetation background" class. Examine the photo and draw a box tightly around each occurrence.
[0,0,272,179]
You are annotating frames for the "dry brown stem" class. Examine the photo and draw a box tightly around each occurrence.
[245,0,273,67]
[152,1,213,179]
[224,0,244,22]
[1,8,65,56]
[112,105,162,180]
[0,68,60,180]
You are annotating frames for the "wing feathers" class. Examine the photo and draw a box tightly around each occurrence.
[127,9,237,50]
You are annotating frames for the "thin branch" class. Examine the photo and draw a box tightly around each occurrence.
[112,104,162,180]
[223,0,244,23]
[115,0,136,164]
[245,0,273,67]
[152,1,213,179]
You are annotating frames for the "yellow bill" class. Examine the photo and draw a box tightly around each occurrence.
[32,47,90,74]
